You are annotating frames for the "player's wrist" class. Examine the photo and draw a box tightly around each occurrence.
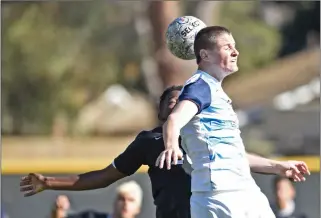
[43,176,53,190]
[272,160,284,175]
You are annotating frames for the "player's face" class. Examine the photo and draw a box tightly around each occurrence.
[209,33,239,74]
[167,90,180,111]
[114,192,140,218]
[159,90,180,121]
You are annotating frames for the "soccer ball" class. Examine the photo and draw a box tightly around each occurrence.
[166,16,207,60]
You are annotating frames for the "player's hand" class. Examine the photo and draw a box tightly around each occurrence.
[276,160,310,182]
[155,147,183,170]
[20,173,47,197]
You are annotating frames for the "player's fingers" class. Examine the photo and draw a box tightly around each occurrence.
[166,150,173,170]
[294,172,305,182]
[155,154,161,167]
[20,185,33,192]
[294,174,301,182]
[172,150,178,165]
[158,152,166,169]
[297,164,308,175]
[20,180,31,186]
[298,162,310,175]
[290,165,301,175]
[21,176,30,182]
[24,191,36,197]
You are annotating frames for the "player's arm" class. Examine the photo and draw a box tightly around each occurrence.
[20,137,146,197]
[247,153,310,182]
[20,165,126,197]
[45,164,125,191]
[247,153,281,174]
[163,100,198,150]
[48,136,146,190]
[157,76,211,169]
[158,101,197,170]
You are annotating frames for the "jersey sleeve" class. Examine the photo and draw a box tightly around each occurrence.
[113,136,147,175]
[179,77,211,114]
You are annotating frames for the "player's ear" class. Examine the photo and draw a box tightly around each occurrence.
[199,49,209,62]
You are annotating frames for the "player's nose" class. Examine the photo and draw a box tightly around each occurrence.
[231,48,239,57]
[231,48,240,57]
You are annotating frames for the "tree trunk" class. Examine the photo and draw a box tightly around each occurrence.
[148,2,189,89]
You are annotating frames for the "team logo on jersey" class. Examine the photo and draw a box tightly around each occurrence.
[185,74,201,85]
[155,136,162,140]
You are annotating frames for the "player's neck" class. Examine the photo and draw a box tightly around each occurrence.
[197,65,225,82]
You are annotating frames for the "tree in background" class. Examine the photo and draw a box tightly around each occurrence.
[148,1,197,90]
[216,2,281,78]
[2,2,142,135]
[2,1,318,135]
[277,1,320,57]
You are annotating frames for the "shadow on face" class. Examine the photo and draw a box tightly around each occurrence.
[158,90,180,122]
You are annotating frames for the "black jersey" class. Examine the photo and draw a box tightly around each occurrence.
[113,127,191,218]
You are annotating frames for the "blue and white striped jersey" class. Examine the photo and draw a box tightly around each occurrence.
[179,70,259,192]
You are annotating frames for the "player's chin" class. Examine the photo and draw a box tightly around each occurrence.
[120,210,132,218]
[225,67,238,75]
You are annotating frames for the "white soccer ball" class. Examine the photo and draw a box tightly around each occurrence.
[166,16,207,60]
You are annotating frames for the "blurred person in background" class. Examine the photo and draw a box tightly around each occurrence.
[51,195,73,218]
[20,85,192,218]
[271,177,307,218]
[67,181,142,218]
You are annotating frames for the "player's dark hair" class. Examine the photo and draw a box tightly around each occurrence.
[194,26,231,64]
[159,85,183,104]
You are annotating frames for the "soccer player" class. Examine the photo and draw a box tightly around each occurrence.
[19,85,192,218]
[155,26,310,218]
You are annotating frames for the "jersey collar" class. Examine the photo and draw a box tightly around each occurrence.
[196,70,221,85]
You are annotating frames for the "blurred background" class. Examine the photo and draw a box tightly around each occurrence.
[1,1,320,218]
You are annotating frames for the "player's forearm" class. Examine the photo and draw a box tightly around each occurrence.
[45,165,125,191]
[163,115,181,149]
[45,171,106,191]
[163,100,198,149]
[247,153,281,175]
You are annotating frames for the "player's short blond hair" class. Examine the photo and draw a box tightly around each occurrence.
[116,181,143,207]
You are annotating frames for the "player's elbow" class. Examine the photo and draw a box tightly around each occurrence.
[167,113,178,124]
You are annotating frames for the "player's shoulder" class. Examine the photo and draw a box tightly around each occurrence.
[184,71,217,88]
[181,71,215,95]
[184,72,203,85]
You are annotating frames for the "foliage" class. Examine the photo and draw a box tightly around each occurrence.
[2,2,141,134]
[216,2,281,76]
[2,1,317,135]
